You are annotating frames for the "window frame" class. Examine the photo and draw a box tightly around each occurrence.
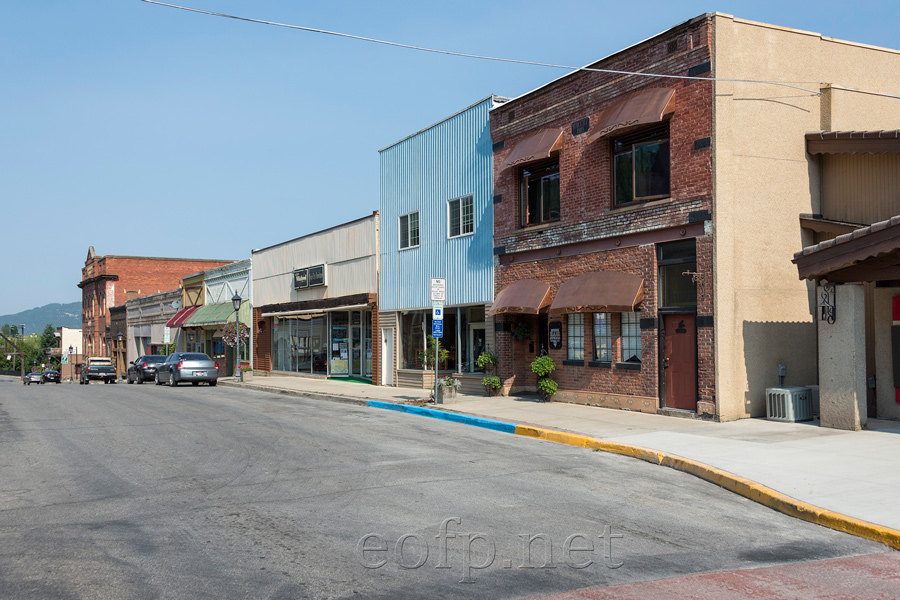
[447,194,475,239]
[611,123,671,209]
[592,312,612,362]
[520,159,561,227]
[620,312,642,363]
[399,211,420,250]
[566,313,585,361]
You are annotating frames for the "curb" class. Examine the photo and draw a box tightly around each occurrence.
[226,380,900,550]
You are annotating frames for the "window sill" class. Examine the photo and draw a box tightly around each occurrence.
[605,197,672,215]
[448,231,475,240]
[399,245,420,251]
[562,359,585,367]
[616,362,642,371]
[588,361,612,368]
[519,221,560,233]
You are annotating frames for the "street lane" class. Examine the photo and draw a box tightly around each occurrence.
[0,377,889,599]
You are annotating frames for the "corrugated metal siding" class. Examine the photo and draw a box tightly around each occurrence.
[252,217,378,307]
[822,154,900,225]
[380,98,495,310]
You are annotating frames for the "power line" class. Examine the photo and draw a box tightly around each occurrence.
[140,0,825,95]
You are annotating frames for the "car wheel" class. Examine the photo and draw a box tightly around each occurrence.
[209,380,217,387]
[136,375,144,385]
[155,373,161,386]
[169,374,177,387]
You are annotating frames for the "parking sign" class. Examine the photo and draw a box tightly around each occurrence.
[432,319,443,338]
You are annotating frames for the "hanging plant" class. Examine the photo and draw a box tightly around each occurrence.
[221,321,250,348]
[475,350,499,370]
[512,323,531,341]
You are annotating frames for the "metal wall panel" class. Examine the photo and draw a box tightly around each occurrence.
[822,154,900,225]
[380,97,496,310]
[252,217,378,307]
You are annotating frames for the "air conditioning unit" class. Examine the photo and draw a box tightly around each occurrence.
[766,387,813,422]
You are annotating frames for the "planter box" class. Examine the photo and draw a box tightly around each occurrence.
[436,385,459,404]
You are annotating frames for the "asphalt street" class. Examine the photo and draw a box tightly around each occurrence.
[0,378,890,599]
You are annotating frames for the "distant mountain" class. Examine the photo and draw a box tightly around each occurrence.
[0,302,81,335]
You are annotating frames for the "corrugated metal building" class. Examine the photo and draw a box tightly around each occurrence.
[251,213,380,383]
[379,96,506,391]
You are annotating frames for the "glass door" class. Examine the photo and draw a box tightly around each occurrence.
[351,311,362,377]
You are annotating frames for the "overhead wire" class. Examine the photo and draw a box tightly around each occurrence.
[140,0,830,96]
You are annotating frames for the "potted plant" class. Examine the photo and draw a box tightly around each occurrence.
[531,355,557,401]
[475,350,499,373]
[436,375,461,404]
[512,322,531,342]
[481,375,502,396]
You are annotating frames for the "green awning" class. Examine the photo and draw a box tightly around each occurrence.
[184,302,236,326]
[226,300,252,326]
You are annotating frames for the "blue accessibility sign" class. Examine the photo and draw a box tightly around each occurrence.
[432,319,443,338]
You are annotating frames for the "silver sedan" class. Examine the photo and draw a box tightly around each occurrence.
[155,352,219,387]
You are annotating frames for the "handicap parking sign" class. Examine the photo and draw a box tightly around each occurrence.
[432,319,443,338]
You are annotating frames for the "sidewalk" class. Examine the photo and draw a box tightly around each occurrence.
[228,373,900,546]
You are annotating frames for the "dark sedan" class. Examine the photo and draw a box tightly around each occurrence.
[42,369,61,383]
[155,352,219,387]
[127,355,167,384]
[23,372,43,385]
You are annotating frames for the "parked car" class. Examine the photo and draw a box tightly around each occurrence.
[23,372,43,385]
[42,369,61,383]
[155,352,219,387]
[127,355,167,384]
[80,360,117,384]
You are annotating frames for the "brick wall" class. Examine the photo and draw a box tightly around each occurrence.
[489,16,716,413]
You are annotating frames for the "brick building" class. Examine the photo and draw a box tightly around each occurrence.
[489,13,900,422]
[78,246,232,359]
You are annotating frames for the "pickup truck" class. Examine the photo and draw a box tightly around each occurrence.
[80,358,117,384]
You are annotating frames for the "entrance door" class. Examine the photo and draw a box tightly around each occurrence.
[382,328,394,386]
[468,324,486,371]
[663,314,697,410]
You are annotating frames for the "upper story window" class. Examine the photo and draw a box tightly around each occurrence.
[658,239,697,308]
[399,212,420,250]
[448,195,474,238]
[613,123,670,208]
[520,160,560,227]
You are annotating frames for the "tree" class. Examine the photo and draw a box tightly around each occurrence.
[40,324,56,351]
[1,324,9,338]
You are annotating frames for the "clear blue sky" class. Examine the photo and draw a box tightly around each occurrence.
[2,0,897,316]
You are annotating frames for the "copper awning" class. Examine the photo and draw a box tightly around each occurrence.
[548,271,644,314]
[586,88,676,143]
[165,306,199,328]
[500,129,564,170]
[806,130,900,155]
[793,215,900,282]
[488,280,552,316]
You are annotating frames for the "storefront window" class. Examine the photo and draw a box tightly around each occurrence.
[401,312,426,369]
[567,313,584,360]
[331,312,349,376]
[621,312,642,363]
[593,313,612,362]
[271,315,327,374]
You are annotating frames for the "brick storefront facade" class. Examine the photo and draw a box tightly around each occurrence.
[491,17,714,415]
[78,247,232,358]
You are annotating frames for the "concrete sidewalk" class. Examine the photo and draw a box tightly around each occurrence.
[228,373,900,546]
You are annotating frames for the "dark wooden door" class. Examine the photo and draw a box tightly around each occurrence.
[663,314,697,411]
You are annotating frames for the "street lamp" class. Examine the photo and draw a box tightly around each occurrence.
[232,292,242,381]
[117,331,123,381]
[68,345,74,382]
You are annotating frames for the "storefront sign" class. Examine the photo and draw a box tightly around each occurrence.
[549,321,562,350]
[294,264,327,290]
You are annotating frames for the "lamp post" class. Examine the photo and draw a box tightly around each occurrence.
[68,345,74,382]
[117,331,123,381]
[232,292,242,381]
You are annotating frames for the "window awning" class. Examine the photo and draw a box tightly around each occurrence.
[487,280,552,316]
[548,271,644,314]
[500,129,564,170]
[586,88,676,143]
[184,302,236,327]
[806,130,900,155]
[165,306,199,328]
[793,215,900,282]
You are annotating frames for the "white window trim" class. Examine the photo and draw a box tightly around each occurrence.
[399,211,420,250]
[447,194,475,239]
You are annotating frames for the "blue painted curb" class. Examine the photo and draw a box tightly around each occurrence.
[367,400,517,434]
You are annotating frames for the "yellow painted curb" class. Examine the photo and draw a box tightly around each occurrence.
[514,424,900,550]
